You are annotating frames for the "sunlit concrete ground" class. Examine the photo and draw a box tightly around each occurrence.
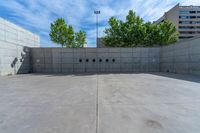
[0,73,200,133]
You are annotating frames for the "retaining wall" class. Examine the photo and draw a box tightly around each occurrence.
[1,16,199,75]
[0,18,40,75]
[161,37,200,76]
[31,48,160,73]
[31,37,200,75]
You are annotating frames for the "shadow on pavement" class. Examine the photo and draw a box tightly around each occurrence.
[149,72,200,83]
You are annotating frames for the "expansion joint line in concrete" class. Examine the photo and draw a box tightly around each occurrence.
[96,74,99,133]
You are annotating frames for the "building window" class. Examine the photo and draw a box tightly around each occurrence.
[179,26,195,29]
[179,11,190,14]
[180,21,200,24]
[179,16,196,19]
[189,11,196,13]
[197,11,200,13]
[190,16,196,19]
[179,10,196,14]
[179,21,190,24]
[179,16,189,19]
[197,16,200,18]
[179,36,193,39]
[180,31,196,34]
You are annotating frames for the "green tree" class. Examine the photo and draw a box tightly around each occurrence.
[49,18,87,48]
[143,22,160,46]
[104,17,122,47]
[103,10,179,47]
[66,25,75,48]
[49,18,67,47]
[157,20,179,46]
[74,31,87,48]
[125,10,145,46]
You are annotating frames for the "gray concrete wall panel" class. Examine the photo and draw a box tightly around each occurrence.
[32,48,161,73]
[0,18,40,76]
[160,37,200,76]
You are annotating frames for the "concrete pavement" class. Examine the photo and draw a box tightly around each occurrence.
[0,73,200,133]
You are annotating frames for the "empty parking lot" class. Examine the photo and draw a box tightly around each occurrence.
[0,73,200,133]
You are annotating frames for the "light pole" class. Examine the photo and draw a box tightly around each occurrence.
[94,10,100,44]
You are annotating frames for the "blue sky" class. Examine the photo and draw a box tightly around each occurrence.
[0,0,199,47]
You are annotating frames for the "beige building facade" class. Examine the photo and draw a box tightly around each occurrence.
[155,4,200,39]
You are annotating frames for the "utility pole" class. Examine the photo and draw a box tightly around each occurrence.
[94,10,100,45]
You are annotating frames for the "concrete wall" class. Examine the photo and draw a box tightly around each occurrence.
[31,48,160,73]
[0,18,40,75]
[32,36,200,75]
[1,16,199,75]
[161,37,200,76]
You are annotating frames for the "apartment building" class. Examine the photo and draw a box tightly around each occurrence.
[154,3,200,39]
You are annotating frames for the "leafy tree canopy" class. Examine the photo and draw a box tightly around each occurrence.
[49,18,86,48]
[103,10,179,47]
[75,31,87,48]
